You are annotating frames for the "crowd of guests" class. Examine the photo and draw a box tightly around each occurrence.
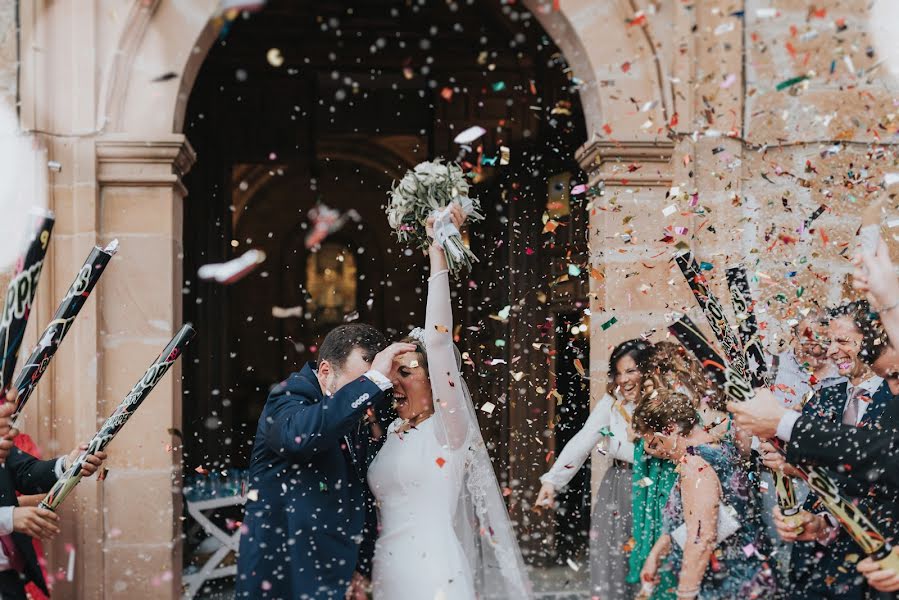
[538,237,899,599]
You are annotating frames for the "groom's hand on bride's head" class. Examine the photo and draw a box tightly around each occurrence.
[371,342,418,379]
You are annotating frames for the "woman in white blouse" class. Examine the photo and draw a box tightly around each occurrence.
[536,338,651,600]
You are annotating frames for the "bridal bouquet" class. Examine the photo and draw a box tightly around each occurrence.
[386,158,484,276]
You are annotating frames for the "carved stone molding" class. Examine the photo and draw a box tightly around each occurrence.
[96,134,196,195]
[575,139,676,187]
[100,0,162,132]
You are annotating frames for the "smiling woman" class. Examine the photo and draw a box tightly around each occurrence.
[537,338,652,599]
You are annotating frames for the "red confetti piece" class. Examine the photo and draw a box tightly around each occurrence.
[436,457,446,468]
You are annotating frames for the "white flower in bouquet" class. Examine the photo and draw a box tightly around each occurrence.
[386,158,483,276]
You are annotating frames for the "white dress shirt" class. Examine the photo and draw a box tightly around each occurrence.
[364,369,393,391]
[540,393,634,489]
[776,375,883,442]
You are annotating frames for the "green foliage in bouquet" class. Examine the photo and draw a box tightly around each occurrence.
[386,158,484,276]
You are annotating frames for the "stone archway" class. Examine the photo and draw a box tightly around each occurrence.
[13,1,679,598]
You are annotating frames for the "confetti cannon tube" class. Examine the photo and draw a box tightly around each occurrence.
[674,251,798,513]
[670,315,896,567]
[725,265,769,388]
[9,240,118,425]
[0,211,54,394]
[674,250,748,377]
[38,323,196,511]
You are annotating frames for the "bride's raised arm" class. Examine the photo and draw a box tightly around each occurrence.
[423,209,471,450]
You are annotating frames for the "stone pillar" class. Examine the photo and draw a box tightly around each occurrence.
[576,139,688,487]
[93,134,195,599]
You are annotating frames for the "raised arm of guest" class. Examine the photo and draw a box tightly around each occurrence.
[854,237,899,343]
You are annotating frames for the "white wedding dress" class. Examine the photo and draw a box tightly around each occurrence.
[367,269,532,600]
[368,417,475,599]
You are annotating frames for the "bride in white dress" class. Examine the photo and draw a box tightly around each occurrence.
[367,205,532,600]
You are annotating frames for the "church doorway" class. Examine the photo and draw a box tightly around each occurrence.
[178,1,588,594]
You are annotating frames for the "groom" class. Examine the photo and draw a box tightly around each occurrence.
[236,323,414,599]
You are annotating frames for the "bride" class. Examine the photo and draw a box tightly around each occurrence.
[367,204,533,600]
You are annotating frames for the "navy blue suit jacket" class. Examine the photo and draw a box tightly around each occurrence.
[790,380,895,600]
[236,363,387,600]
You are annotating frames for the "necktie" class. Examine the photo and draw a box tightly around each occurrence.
[0,534,25,572]
[842,393,860,426]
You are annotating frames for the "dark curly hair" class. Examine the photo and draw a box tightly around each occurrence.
[827,300,890,365]
[606,339,653,396]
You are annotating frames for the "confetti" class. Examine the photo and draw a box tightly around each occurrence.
[775,75,809,91]
[271,305,303,319]
[480,402,496,415]
[435,457,446,468]
[453,125,487,145]
[266,48,284,67]
[601,317,617,330]
[198,249,266,284]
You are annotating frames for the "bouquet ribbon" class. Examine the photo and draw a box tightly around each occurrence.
[431,198,475,262]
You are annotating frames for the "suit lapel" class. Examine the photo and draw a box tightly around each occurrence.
[858,381,893,429]
[805,382,847,423]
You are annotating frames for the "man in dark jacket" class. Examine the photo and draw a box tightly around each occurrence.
[731,308,899,599]
[0,396,107,599]
[236,323,414,599]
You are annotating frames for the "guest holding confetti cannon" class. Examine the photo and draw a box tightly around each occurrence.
[536,339,651,600]
[729,235,899,595]
[0,389,106,600]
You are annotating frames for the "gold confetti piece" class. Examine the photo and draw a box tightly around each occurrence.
[409,360,419,368]
[573,358,585,377]
[434,324,449,333]
[511,371,525,381]
[266,48,284,67]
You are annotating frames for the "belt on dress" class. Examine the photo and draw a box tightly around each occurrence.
[612,459,632,470]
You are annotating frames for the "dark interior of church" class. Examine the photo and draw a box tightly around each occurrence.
[179,0,591,576]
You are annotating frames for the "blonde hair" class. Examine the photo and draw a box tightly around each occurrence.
[639,341,727,411]
[632,386,699,435]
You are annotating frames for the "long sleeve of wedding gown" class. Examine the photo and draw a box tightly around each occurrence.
[423,268,470,450]
[539,393,614,489]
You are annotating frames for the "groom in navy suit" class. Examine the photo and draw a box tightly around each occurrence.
[236,323,415,599]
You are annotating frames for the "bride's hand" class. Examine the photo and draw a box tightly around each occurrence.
[425,203,466,242]
[535,482,556,509]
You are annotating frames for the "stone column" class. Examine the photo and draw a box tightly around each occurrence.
[91,134,195,599]
[576,139,688,487]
